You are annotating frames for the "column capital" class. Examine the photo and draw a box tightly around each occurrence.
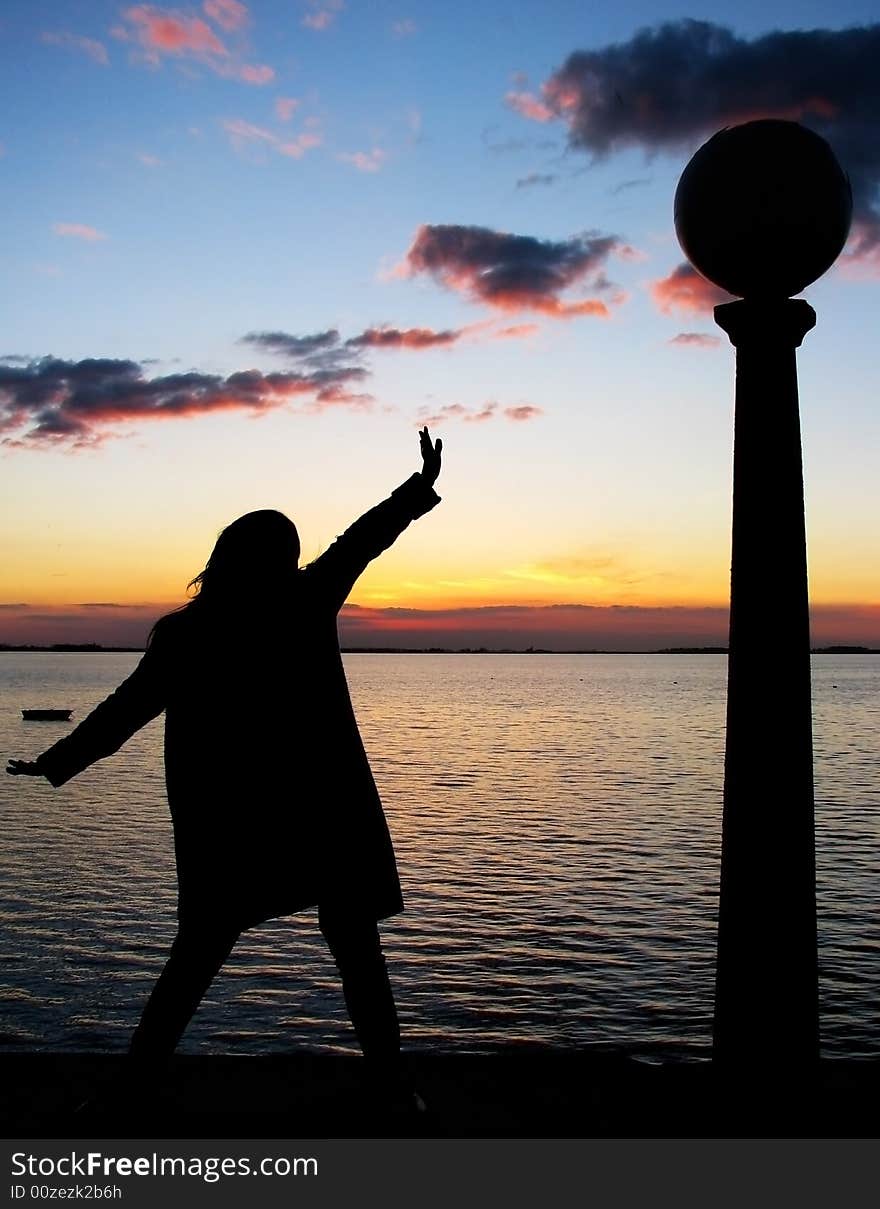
[714,298,816,349]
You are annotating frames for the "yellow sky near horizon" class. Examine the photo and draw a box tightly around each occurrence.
[4,525,875,614]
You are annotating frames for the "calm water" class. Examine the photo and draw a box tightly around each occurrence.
[1,652,877,1059]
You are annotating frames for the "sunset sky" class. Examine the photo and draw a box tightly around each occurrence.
[1,0,878,649]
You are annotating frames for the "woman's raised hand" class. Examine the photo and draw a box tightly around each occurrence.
[419,426,443,487]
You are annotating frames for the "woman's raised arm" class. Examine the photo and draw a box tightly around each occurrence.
[305,427,443,614]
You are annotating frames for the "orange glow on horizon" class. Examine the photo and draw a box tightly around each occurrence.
[7,548,876,616]
[2,596,878,650]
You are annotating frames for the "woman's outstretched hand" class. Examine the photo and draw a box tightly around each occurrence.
[6,759,41,776]
[419,426,442,487]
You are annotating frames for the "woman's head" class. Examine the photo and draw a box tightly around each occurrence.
[188,509,301,605]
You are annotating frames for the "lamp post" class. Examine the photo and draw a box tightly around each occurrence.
[673,120,852,1074]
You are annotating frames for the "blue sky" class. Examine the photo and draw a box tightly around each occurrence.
[1,1,878,647]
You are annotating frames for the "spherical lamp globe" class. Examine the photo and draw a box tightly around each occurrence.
[674,120,852,300]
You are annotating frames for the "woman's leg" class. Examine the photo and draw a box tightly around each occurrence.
[318,906,401,1072]
[73,923,240,1113]
[318,908,425,1111]
[128,922,240,1063]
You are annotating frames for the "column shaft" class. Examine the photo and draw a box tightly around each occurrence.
[712,298,819,1070]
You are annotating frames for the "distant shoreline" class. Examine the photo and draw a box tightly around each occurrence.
[1,644,877,656]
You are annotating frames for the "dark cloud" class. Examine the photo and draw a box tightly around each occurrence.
[402,223,625,317]
[336,601,732,651]
[516,172,558,189]
[335,601,879,652]
[246,321,544,358]
[346,326,462,349]
[0,603,164,647]
[610,177,651,195]
[243,324,468,362]
[484,135,531,154]
[240,329,340,358]
[4,320,544,448]
[241,327,362,378]
[0,354,370,447]
[532,19,880,257]
[2,599,875,651]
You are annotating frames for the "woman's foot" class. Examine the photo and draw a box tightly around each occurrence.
[380,1083,428,1115]
[367,1062,428,1115]
[73,1059,164,1117]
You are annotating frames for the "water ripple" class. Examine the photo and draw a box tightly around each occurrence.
[1,651,877,1057]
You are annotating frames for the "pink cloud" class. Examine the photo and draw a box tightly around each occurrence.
[504,90,554,123]
[41,31,109,65]
[417,403,486,425]
[123,6,227,55]
[275,96,300,122]
[392,19,417,38]
[52,223,108,242]
[223,117,276,145]
[278,132,322,158]
[492,323,540,339]
[136,152,163,167]
[837,220,880,279]
[417,401,542,426]
[120,5,273,84]
[337,148,387,173]
[222,119,319,159]
[530,298,608,318]
[650,263,734,315]
[302,1,344,31]
[668,332,721,349]
[235,63,274,84]
[203,0,249,32]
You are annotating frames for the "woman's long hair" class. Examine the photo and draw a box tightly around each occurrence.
[150,510,301,644]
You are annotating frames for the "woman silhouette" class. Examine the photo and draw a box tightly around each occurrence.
[7,427,442,1111]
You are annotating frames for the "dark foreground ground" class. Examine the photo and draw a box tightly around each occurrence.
[1,1049,878,1139]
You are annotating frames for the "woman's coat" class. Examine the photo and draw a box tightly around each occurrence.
[35,474,441,931]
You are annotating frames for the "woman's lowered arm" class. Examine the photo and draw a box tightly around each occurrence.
[306,427,443,613]
[6,635,167,788]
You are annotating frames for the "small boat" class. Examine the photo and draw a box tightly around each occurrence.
[22,709,73,721]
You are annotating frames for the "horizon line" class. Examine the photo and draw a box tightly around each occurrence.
[3,643,878,656]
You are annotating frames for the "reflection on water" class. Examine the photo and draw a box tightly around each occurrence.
[1,652,877,1057]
